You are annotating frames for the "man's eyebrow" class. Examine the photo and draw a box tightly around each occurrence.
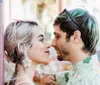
[38,34,44,38]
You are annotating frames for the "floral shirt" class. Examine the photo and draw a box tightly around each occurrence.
[56,54,100,85]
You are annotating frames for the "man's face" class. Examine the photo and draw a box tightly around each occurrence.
[52,25,73,61]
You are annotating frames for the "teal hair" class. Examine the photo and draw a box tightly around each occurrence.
[54,8,99,54]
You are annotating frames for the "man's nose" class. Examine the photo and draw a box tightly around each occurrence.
[51,39,56,47]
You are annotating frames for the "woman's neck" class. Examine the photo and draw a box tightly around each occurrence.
[17,62,38,81]
[26,62,38,80]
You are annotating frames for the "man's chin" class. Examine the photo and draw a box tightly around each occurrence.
[57,56,63,61]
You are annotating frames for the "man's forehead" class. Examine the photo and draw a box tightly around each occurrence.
[54,25,64,35]
[54,25,61,32]
[54,25,68,37]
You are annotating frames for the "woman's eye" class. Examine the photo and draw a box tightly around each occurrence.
[40,38,44,42]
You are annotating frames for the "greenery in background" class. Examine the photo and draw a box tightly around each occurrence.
[22,0,26,4]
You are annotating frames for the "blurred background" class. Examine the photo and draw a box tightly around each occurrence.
[1,0,100,84]
[3,0,100,60]
[3,0,100,44]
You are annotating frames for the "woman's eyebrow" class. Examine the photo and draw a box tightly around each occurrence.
[38,34,44,38]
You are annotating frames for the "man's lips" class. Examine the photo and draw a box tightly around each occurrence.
[55,49,61,56]
[55,48,60,52]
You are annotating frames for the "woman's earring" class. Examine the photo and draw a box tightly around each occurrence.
[22,50,32,68]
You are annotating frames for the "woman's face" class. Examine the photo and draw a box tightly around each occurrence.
[28,26,50,64]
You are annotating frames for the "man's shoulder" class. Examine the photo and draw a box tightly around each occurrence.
[55,70,100,85]
[67,75,100,85]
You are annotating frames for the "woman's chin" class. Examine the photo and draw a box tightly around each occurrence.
[38,60,49,65]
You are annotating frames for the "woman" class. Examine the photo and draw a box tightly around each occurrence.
[4,21,51,85]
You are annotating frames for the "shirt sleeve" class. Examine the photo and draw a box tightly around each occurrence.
[67,76,100,85]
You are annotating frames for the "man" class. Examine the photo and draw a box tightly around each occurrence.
[34,8,100,85]
[52,8,100,85]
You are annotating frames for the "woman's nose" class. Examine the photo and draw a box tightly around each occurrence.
[45,41,51,48]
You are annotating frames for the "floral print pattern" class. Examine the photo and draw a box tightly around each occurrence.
[56,54,100,85]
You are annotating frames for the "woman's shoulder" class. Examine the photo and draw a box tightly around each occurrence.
[15,76,35,85]
[16,81,35,85]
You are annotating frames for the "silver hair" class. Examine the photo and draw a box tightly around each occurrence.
[4,21,38,64]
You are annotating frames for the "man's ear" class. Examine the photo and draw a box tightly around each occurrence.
[71,30,81,44]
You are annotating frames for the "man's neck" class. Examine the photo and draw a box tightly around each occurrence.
[70,51,90,65]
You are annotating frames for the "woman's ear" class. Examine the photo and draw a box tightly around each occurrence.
[18,42,25,53]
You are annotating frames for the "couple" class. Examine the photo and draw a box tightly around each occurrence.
[4,8,100,85]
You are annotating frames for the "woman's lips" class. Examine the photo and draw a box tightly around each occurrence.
[45,50,50,55]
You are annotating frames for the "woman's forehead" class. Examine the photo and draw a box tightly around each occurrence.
[32,26,44,37]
